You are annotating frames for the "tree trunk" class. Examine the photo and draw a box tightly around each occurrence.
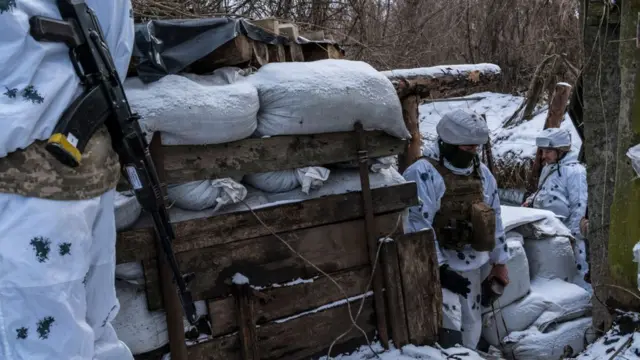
[582,0,621,331]
[608,0,640,311]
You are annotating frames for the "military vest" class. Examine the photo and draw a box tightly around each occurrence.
[424,158,496,252]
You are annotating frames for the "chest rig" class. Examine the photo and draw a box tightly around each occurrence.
[424,158,496,252]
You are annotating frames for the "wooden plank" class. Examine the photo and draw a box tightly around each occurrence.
[189,35,253,73]
[396,230,441,345]
[116,182,417,263]
[150,134,189,360]
[144,213,403,310]
[188,298,376,360]
[398,94,421,172]
[233,284,259,360]
[285,42,305,62]
[381,240,410,347]
[207,267,372,337]
[267,44,286,62]
[142,257,164,311]
[140,131,404,184]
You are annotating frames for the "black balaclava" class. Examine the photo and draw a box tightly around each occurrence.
[438,140,477,169]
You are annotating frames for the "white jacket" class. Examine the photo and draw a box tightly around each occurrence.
[0,0,134,157]
[402,145,510,272]
[529,155,588,240]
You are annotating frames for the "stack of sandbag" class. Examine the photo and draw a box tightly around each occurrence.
[481,277,592,352]
[524,235,579,282]
[124,67,259,145]
[112,262,211,355]
[115,191,142,231]
[480,234,530,313]
[246,59,410,139]
[167,178,247,211]
[243,166,331,194]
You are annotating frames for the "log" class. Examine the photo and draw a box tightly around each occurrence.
[251,41,269,66]
[267,44,286,62]
[117,182,417,263]
[207,267,372,337]
[142,213,402,310]
[285,42,305,62]
[526,82,573,193]
[381,64,502,99]
[189,35,253,73]
[188,298,376,360]
[396,230,441,345]
[398,94,421,172]
[115,131,405,187]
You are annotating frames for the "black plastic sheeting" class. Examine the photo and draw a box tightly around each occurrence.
[132,17,290,83]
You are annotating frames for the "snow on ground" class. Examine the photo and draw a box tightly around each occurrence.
[319,341,487,360]
[570,312,640,359]
[418,92,582,163]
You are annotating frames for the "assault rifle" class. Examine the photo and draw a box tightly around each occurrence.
[29,0,199,325]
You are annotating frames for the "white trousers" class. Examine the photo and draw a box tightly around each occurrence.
[441,267,483,350]
[0,190,133,360]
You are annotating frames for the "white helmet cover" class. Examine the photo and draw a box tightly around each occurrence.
[535,128,571,149]
[435,109,490,145]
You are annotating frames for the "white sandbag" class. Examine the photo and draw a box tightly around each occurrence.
[247,59,410,139]
[481,239,530,312]
[481,278,591,347]
[370,156,397,173]
[296,167,330,194]
[124,74,258,145]
[505,231,524,245]
[524,235,578,281]
[627,143,640,177]
[502,317,595,360]
[167,178,247,211]
[112,281,168,355]
[115,262,144,285]
[243,170,300,193]
[115,191,142,231]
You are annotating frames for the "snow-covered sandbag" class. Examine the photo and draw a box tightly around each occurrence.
[247,59,410,139]
[502,317,595,360]
[524,235,578,281]
[481,278,591,347]
[505,231,524,245]
[167,178,247,211]
[115,262,144,285]
[627,143,640,177]
[243,167,330,194]
[112,281,168,355]
[481,239,530,312]
[124,73,258,145]
[115,191,142,231]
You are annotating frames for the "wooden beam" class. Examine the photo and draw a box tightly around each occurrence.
[233,284,259,360]
[267,44,286,63]
[382,64,502,99]
[398,94,421,172]
[143,213,402,310]
[396,230,441,345]
[381,240,410,347]
[188,298,376,360]
[189,35,253,73]
[115,131,405,187]
[285,42,305,62]
[526,82,573,193]
[207,267,371,337]
[117,182,417,263]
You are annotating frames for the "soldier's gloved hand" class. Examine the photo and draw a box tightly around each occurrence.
[439,264,471,298]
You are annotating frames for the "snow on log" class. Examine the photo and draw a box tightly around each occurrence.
[382,63,502,99]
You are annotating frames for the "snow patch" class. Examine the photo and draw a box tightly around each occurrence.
[382,63,501,79]
[379,237,394,243]
[251,277,317,290]
[232,273,250,285]
[274,291,373,324]
[318,341,487,360]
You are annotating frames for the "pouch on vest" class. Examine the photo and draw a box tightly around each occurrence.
[471,202,496,251]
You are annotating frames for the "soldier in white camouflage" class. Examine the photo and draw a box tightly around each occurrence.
[0,1,134,359]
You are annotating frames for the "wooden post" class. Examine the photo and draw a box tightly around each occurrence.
[233,283,259,360]
[398,94,421,173]
[381,240,410,347]
[395,230,441,345]
[354,122,390,349]
[149,134,189,360]
[526,82,572,193]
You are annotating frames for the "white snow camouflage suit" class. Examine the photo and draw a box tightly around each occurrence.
[527,154,589,280]
[0,1,134,359]
[403,144,510,349]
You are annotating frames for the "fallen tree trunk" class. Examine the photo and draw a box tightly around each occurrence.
[381,64,502,99]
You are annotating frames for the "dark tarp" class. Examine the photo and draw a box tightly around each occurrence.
[132,17,290,83]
